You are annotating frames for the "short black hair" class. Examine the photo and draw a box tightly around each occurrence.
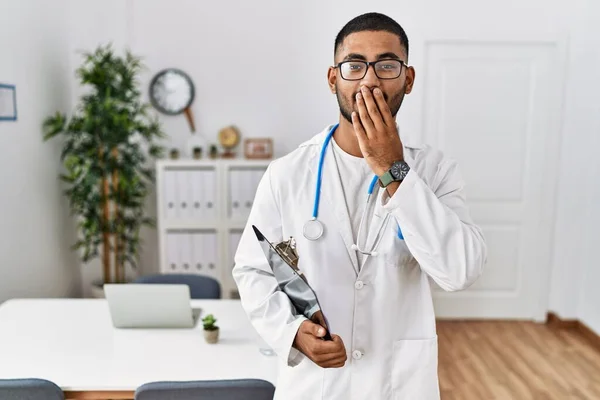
[334,12,409,59]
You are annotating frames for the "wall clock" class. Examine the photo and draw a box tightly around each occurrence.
[149,68,196,132]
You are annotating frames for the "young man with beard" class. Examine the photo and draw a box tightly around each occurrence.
[233,12,487,400]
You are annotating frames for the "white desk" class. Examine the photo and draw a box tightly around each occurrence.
[0,298,278,399]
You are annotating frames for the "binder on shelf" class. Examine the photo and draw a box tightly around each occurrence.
[242,170,253,217]
[178,232,193,272]
[166,233,180,272]
[229,169,241,220]
[206,232,218,278]
[190,170,204,219]
[204,169,217,219]
[163,170,179,219]
[191,232,204,273]
[176,170,193,219]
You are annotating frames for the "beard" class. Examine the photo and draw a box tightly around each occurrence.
[336,83,406,124]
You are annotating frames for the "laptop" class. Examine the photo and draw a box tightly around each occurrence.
[104,284,201,328]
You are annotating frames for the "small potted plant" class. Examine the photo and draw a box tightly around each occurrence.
[202,314,219,344]
[193,146,202,159]
[209,144,218,159]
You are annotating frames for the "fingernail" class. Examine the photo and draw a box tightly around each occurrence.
[361,86,367,93]
[356,93,362,100]
[318,328,324,335]
[374,88,381,95]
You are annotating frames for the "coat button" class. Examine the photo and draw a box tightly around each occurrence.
[352,350,363,360]
[354,280,364,290]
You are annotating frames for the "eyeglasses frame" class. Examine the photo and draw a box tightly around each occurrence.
[332,59,409,81]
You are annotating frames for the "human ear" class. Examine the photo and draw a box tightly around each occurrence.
[404,66,416,94]
[327,66,337,94]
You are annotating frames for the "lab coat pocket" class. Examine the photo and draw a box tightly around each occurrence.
[384,236,414,268]
[391,337,440,400]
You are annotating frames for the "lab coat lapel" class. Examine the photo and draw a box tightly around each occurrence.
[359,186,389,271]
[307,134,359,276]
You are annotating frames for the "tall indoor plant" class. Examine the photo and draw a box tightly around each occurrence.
[43,44,165,292]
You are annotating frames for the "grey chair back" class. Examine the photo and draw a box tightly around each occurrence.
[0,378,64,400]
[134,379,275,400]
[133,273,221,299]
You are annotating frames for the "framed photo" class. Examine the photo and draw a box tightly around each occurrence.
[0,84,17,121]
[244,138,273,159]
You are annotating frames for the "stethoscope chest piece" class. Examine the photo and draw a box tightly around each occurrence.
[303,218,324,241]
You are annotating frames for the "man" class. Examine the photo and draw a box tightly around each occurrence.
[232,12,486,400]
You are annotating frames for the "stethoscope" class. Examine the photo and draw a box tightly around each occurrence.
[303,123,401,257]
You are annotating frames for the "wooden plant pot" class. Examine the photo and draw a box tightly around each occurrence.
[204,328,219,344]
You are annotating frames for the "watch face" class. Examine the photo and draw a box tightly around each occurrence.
[391,161,410,180]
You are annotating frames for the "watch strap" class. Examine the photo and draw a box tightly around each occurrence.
[379,160,410,187]
[378,170,395,188]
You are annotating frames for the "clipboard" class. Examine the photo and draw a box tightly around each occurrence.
[252,225,332,340]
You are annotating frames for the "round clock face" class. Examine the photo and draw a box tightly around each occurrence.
[149,69,195,115]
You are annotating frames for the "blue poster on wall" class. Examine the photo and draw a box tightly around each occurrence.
[0,84,17,121]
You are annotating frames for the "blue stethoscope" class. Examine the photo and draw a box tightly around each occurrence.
[303,123,403,257]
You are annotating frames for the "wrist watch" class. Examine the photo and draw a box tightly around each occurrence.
[378,160,410,188]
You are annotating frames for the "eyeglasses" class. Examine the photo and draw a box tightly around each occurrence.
[334,59,408,81]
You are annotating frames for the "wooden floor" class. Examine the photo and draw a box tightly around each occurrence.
[437,320,600,399]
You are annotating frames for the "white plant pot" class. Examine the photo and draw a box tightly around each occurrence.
[90,281,105,298]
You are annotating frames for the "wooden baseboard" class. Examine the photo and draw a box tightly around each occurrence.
[546,312,578,329]
[546,312,600,351]
[64,390,133,400]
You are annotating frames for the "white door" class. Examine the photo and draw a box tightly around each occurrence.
[396,2,567,321]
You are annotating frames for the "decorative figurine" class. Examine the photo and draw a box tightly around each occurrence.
[218,125,241,158]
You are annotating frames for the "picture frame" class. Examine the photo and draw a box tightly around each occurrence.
[244,138,273,159]
[0,84,17,121]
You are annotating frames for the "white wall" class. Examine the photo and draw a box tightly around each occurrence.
[0,0,80,303]
[573,0,600,335]
[547,0,600,334]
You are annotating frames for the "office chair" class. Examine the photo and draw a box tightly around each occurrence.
[133,273,221,299]
[0,378,64,400]
[134,379,275,400]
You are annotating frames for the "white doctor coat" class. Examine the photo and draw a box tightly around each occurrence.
[232,125,487,400]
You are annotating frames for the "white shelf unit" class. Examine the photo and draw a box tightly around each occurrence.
[156,158,271,298]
